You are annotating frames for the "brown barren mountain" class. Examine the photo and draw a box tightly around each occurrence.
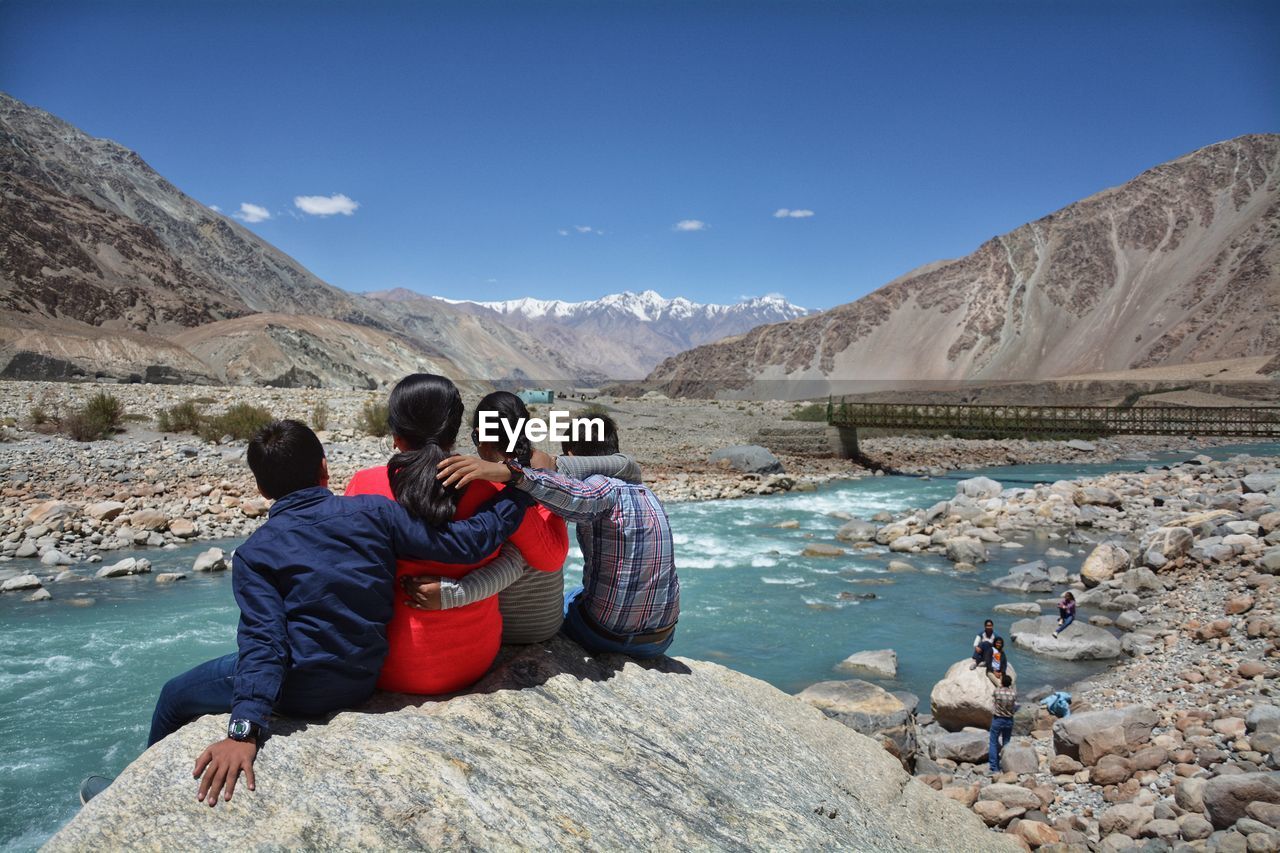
[646,135,1280,397]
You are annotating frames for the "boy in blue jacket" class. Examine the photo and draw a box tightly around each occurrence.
[88,419,531,807]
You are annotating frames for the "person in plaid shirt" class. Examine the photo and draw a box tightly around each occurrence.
[989,673,1018,772]
[438,412,680,658]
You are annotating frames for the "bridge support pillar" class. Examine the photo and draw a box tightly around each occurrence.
[826,425,859,459]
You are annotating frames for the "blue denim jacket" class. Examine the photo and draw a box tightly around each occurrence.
[230,486,530,728]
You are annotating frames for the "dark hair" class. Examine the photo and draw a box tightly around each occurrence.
[386,374,464,526]
[472,391,533,465]
[561,410,619,456]
[1063,592,1074,601]
[247,419,325,499]
[984,619,993,627]
[993,636,1004,646]
[1001,674,1013,688]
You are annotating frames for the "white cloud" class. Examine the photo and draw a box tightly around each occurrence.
[234,202,271,223]
[558,229,570,236]
[574,225,593,233]
[294,193,360,216]
[560,225,604,236]
[674,219,708,232]
[209,204,222,213]
[773,208,815,218]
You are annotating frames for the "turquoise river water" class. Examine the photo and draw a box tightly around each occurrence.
[3,443,1278,848]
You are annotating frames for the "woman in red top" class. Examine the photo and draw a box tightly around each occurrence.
[344,374,568,695]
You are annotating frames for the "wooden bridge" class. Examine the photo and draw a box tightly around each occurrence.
[824,400,1280,454]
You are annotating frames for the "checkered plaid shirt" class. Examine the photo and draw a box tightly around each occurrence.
[513,466,680,634]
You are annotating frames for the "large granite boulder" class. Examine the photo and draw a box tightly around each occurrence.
[1052,705,1158,765]
[1081,543,1130,587]
[956,477,1003,499]
[836,649,898,679]
[1009,616,1122,660]
[49,638,1013,851]
[930,658,1018,732]
[990,561,1052,593]
[708,445,784,475]
[1203,772,1280,830]
[796,678,915,765]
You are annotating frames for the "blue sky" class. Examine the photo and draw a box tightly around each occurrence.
[3,0,1277,310]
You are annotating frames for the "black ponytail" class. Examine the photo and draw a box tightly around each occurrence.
[386,373,464,526]
[472,391,534,465]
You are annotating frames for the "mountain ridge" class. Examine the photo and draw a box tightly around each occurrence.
[645,134,1280,397]
[366,289,811,379]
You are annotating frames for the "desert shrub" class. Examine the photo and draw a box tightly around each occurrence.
[59,392,124,441]
[199,403,274,443]
[786,402,828,422]
[156,400,204,434]
[311,400,330,432]
[29,404,53,426]
[83,392,124,431]
[360,399,389,437]
[576,402,610,419]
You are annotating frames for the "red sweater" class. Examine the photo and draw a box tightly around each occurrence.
[345,466,568,694]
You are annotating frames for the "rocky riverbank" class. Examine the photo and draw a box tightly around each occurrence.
[0,379,1256,578]
[798,453,1280,850]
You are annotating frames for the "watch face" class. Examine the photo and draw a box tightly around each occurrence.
[228,719,253,739]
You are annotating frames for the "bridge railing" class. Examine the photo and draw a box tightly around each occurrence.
[826,400,1280,438]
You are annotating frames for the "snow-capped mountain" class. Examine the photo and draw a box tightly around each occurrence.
[437,289,806,323]
[369,289,811,379]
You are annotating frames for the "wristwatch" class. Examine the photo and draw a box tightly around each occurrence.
[227,718,261,742]
[503,458,526,486]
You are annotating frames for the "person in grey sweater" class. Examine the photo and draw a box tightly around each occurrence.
[403,395,641,644]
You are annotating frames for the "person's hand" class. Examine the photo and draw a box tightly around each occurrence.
[402,575,444,610]
[438,455,511,489]
[193,737,258,806]
[529,449,556,470]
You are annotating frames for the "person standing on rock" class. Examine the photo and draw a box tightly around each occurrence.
[988,673,1017,773]
[438,411,681,659]
[984,635,1009,688]
[970,619,996,670]
[1053,591,1076,638]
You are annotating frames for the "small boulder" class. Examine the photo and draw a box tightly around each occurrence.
[154,573,186,584]
[978,783,1041,810]
[836,649,898,679]
[932,730,988,764]
[999,742,1039,775]
[802,543,845,558]
[944,537,988,564]
[955,477,1002,499]
[169,519,197,539]
[1,573,43,592]
[835,520,877,543]
[25,500,74,525]
[1075,487,1122,507]
[1203,772,1280,829]
[84,501,126,522]
[708,445,784,475]
[192,548,228,573]
[1081,543,1130,587]
[28,588,53,602]
[1053,706,1158,765]
[128,509,169,532]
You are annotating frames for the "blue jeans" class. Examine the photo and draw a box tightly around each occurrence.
[1056,614,1074,634]
[148,653,237,746]
[561,587,675,660]
[989,717,1014,771]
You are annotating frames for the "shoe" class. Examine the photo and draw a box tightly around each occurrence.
[969,661,978,670]
[79,775,113,805]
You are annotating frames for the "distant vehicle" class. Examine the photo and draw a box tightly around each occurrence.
[516,389,555,405]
